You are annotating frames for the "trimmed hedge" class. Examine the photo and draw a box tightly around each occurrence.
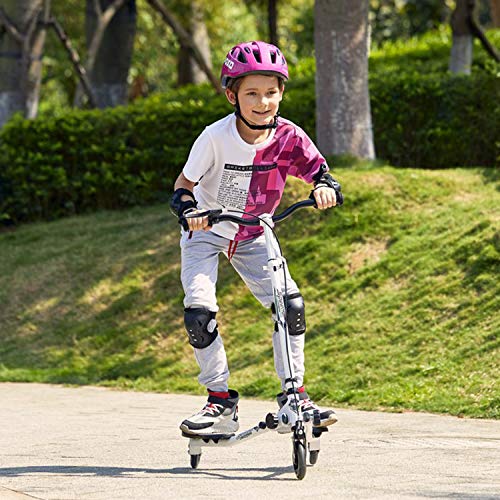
[0,95,228,223]
[0,61,499,224]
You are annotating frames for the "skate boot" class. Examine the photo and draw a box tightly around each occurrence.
[277,387,337,427]
[180,389,239,438]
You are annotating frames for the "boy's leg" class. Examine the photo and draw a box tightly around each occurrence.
[228,234,305,388]
[181,230,229,392]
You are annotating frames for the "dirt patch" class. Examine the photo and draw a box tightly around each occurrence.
[358,173,399,195]
[347,238,389,274]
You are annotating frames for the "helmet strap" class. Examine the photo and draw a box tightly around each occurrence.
[234,99,279,130]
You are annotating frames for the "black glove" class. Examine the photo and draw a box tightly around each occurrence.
[312,164,343,206]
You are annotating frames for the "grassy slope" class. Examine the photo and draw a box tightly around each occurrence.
[0,167,498,418]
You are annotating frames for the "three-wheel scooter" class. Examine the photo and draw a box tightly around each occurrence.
[179,194,337,480]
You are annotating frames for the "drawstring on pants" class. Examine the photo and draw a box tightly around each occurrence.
[227,240,239,261]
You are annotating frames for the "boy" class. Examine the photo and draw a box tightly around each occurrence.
[170,41,343,437]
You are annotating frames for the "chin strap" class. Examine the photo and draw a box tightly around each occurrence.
[235,100,279,130]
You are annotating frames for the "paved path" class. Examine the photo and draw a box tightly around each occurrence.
[0,383,498,499]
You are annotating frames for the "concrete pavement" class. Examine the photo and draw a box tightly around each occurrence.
[0,383,499,499]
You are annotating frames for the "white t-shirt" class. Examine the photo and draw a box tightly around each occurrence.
[183,113,327,241]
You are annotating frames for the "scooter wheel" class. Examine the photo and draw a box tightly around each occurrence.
[190,454,201,469]
[309,450,319,465]
[292,440,307,480]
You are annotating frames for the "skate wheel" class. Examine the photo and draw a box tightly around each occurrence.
[190,454,201,469]
[309,450,319,465]
[292,439,307,480]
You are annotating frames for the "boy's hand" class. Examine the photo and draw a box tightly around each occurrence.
[313,186,337,210]
[184,209,210,231]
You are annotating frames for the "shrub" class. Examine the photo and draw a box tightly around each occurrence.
[1,30,498,224]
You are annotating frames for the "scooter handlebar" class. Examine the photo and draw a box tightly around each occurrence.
[179,189,341,231]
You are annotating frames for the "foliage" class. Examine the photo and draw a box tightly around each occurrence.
[0,93,228,224]
[0,168,498,418]
[39,0,489,110]
[369,0,455,45]
[1,30,498,225]
[370,72,499,167]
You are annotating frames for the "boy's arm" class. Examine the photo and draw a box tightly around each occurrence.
[288,129,343,209]
[174,172,196,197]
[170,173,210,231]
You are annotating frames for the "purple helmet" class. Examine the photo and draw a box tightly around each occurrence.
[221,41,289,89]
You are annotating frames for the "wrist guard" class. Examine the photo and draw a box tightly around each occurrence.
[170,188,197,217]
[312,164,343,205]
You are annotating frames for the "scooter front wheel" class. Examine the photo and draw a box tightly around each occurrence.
[292,439,307,480]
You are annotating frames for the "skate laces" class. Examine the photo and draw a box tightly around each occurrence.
[298,398,319,413]
[199,402,224,416]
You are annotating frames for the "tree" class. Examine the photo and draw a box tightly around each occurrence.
[0,0,48,126]
[243,0,279,45]
[86,0,137,108]
[176,0,211,86]
[74,0,136,107]
[146,0,221,92]
[314,0,374,159]
[491,0,500,26]
[449,0,475,73]
[449,0,500,74]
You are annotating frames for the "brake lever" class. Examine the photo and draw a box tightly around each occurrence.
[207,209,223,226]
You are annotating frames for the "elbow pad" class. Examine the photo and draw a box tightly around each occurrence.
[170,188,197,217]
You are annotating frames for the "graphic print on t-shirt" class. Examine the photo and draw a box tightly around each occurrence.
[217,163,277,210]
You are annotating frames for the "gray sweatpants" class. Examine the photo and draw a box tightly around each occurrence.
[180,229,305,392]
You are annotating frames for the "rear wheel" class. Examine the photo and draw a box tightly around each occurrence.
[190,454,201,469]
[309,450,319,465]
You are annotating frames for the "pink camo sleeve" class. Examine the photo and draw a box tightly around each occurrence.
[287,128,328,183]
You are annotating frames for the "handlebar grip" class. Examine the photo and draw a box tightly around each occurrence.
[308,190,318,207]
[179,209,222,231]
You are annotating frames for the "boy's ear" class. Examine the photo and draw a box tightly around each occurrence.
[225,88,237,106]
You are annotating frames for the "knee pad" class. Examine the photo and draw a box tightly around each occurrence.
[184,307,219,348]
[270,294,306,335]
[286,293,306,335]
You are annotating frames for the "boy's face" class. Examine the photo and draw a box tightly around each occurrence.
[225,74,284,128]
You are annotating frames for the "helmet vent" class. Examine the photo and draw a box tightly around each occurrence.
[237,50,248,63]
[270,51,277,64]
[253,50,262,63]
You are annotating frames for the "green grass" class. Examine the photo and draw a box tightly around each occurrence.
[0,166,499,418]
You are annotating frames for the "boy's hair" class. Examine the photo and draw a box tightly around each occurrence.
[226,75,285,94]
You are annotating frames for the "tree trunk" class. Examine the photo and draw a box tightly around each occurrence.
[314,0,374,159]
[146,0,221,93]
[449,0,474,74]
[268,0,278,46]
[0,0,43,127]
[84,0,136,108]
[26,0,51,119]
[177,1,210,86]
[490,0,500,27]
